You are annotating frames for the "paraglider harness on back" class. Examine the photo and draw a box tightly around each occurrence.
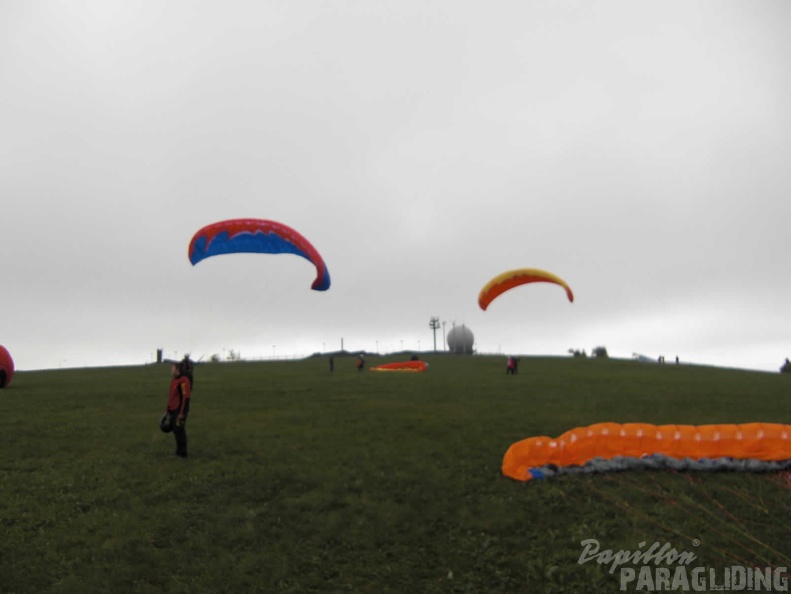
[179,355,194,389]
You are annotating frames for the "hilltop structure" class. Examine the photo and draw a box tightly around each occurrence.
[447,324,475,354]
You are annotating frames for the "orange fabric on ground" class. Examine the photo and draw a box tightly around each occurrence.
[502,422,791,482]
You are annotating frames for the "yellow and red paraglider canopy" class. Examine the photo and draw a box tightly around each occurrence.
[478,268,574,311]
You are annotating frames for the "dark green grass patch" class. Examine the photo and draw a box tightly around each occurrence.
[1,356,790,593]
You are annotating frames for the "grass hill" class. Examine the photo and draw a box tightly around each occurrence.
[1,355,790,593]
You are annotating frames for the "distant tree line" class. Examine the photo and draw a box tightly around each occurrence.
[592,346,608,358]
[568,346,609,359]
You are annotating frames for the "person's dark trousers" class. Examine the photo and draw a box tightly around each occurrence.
[174,426,187,457]
[169,400,190,457]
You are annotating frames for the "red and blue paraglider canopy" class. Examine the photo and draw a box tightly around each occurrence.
[188,218,331,291]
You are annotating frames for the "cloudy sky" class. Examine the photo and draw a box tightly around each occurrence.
[2,1,790,372]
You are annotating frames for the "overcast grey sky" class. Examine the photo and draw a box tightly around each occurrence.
[2,1,790,372]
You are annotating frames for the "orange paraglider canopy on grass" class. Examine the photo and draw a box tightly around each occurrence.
[370,361,429,372]
[502,422,791,482]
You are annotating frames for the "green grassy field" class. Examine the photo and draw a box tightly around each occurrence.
[1,355,791,593]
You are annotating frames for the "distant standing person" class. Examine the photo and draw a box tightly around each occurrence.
[162,359,192,458]
[506,357,516,375]
[356,354,365,372]
[329,356,334,372]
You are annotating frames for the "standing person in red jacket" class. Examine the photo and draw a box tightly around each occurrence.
[162,358,192,458]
